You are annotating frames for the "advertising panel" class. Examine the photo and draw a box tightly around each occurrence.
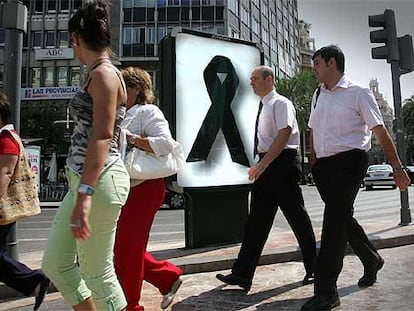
[161,29,263,188]
[24,145,41,191]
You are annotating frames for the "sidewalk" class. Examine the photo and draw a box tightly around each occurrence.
[1,220,413,310]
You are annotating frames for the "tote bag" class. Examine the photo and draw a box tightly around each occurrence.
[0,129,41,225]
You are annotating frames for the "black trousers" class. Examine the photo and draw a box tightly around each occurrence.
[0,223,44,296]
[312,149,379,296]
[232,149,316,280]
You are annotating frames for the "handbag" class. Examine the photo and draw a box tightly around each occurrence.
[125,140,185,180]
[0,129,41,225]
[122,105,185,180]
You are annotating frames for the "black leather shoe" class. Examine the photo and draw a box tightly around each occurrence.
[301,294,340,310]
[216,273,251,291]
[358,256,385,287]
[34,277,50,311]
[302,272,315,285]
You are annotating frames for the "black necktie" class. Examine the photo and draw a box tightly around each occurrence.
[254,101,263,156]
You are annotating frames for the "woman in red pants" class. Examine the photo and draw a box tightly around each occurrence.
[115,67,183,311]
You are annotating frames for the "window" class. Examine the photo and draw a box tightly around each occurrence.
[57,67,68,86]
[0,65,3,86]
[202,6,214,20]
[262,27,269,45]
[60,0,69,11]
[229,0,239,15]
[71,67,81,86]
[47,0,56,11]
[34,0,43,13]
[45,31,55,47]
[32,32,42,47]
[44,67,55,86]
[168,0,180,5]
[124,0,133,7]
[147,27,157,43]
[241,6,249,27]
[157,27,166,42]
[157,0,167,7]
[252,17,259,35]
[134,0,146,6]
[58,31,69,47]
[0,29,4,45]
[31,68,41,87]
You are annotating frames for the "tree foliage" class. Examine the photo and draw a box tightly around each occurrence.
[403,95,414,164]
[276,70,319,132]
[20,101,70,155]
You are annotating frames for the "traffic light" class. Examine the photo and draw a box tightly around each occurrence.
[369,9,399,62]
[398,35,414,74]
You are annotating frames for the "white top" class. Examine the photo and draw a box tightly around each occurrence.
[122,104,175,157]
[121,104,174,186]
[308,75,384,158]
[257,90,300,153]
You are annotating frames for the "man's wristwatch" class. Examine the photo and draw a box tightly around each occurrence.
[78,183,95,196]
[128,134,138,146]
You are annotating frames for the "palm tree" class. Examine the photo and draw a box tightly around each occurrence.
[276,70,319,183]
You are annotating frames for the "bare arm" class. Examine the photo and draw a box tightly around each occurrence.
[248,127,291,181]
[372,125,411,191]
[0,154,18,198]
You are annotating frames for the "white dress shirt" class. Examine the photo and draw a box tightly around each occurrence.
[257,90,300,153]
[308,75,384,158]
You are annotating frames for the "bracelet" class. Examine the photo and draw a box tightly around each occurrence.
[78,183,95,196]
[128,134,138,146]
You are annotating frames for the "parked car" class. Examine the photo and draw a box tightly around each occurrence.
[405,165,414,184]
[364,164,396,190]
[160,189,187,209]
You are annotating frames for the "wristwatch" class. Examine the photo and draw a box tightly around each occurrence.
[78,183,95,196]
[128,134,138,146]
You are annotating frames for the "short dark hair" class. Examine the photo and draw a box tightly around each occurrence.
[0,92,12,124]
[68,0,111,52]
[312,45,345,73]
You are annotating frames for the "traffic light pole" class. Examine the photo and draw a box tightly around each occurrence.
[390,61,412,225]
[1,0,27,259]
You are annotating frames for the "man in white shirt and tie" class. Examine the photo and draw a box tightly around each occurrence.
[216,65,316,291]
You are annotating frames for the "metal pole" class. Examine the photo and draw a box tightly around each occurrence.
[390,61,412,225]
[3,0,27,259]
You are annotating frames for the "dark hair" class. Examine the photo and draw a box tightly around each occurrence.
[68,0,111,52]
[0,92,12,124]
[312,45,345,73]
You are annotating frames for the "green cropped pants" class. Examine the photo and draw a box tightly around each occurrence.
[42,159,130,310]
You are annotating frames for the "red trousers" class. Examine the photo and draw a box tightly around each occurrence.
[114,179,182,311]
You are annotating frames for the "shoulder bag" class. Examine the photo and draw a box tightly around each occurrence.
[123,106,185,180]
[0,129,41,225]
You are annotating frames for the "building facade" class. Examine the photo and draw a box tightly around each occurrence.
[298,19,315,71]
[369,78,395,164]
[0,0,300,92]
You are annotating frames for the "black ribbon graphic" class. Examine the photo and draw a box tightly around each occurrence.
[186,55,249,167]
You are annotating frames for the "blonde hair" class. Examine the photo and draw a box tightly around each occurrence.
[121,67,155,105]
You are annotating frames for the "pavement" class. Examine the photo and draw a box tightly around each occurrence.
[1,209,414,310]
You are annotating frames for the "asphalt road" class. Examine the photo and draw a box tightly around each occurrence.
[15,185,414,255]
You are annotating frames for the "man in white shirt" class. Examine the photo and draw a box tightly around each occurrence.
[216,66,316,291]
[302,45,411,310]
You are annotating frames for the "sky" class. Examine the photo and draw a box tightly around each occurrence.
[297,0,414,108]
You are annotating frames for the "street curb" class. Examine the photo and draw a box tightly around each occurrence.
[1,227,413,300]
[171,230,414,274]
